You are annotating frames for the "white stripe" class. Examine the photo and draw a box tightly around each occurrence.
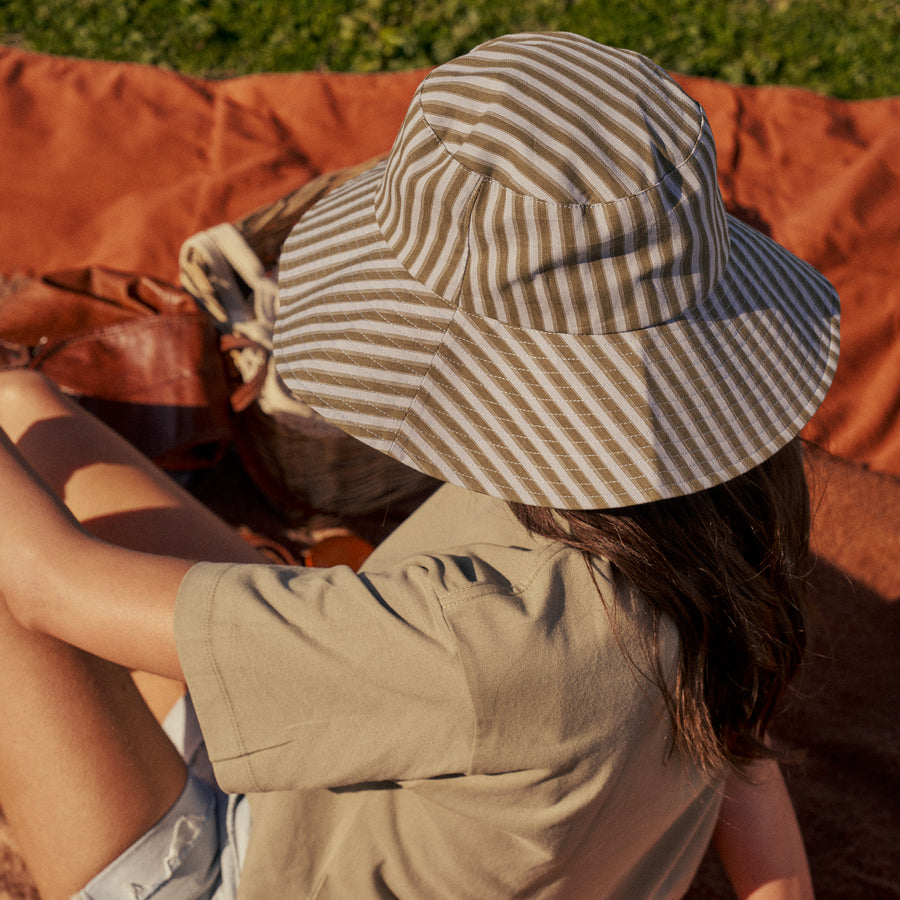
[529,329,661,486]
[381,129,444,247]
[552,204,583,330]
[426,100,632,200]
[282,334,438,368]
[280,216,377,270]
[642,334,744,479]
[711,301,809,428]
[277,302,452,347]
[287,380,415,416]
[280,258,395,299]
[572,332,687,490]
[596,204,632,334]
[469,184,507,320]
[504,191,536,326]
[391,159,446,265]
[446,43,700,163]
[539,40,701,148]
[281,258,422,303]
[403,163,469,288]
[438,324,598,504]
[404,381,539,502]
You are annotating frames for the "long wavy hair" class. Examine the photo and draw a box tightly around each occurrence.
[509,437,810,777]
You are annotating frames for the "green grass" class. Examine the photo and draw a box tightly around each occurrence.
[1,0,897,98]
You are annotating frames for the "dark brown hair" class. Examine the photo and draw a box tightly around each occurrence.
[509,438,810,776]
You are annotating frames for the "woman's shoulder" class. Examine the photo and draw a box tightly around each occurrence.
[364,484,551,569]
[362,483,604,604]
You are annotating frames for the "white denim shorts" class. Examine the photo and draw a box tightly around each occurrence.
[73,695,250,900]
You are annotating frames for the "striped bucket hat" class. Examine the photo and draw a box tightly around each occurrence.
[275,32,840,510]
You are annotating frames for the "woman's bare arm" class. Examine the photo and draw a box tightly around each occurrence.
[713,758,814,900]
[0,426,190,680]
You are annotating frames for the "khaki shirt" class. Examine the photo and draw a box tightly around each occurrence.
[176,485,722,898]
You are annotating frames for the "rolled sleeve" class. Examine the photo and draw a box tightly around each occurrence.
[174,560,474,794]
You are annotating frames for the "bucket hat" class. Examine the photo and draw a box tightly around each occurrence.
[274,31,840,510]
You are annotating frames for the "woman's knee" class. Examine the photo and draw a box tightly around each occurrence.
[0,371,70,438]
[0,368,59,406]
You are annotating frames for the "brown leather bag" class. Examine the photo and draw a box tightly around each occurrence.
[0,266,232,469]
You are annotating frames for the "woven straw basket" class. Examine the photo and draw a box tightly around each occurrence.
[180,157,439,520]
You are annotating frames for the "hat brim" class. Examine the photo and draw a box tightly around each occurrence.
[275,161,839,510]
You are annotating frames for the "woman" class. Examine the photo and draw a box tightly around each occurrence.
[0,32,837,900]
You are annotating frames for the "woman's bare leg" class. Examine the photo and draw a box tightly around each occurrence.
[2,370,263,717]
[0,602,189,899]
[0,370,261,898]
[0,371,259,564]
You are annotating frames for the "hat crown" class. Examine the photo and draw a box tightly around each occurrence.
[374,32,730,334]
